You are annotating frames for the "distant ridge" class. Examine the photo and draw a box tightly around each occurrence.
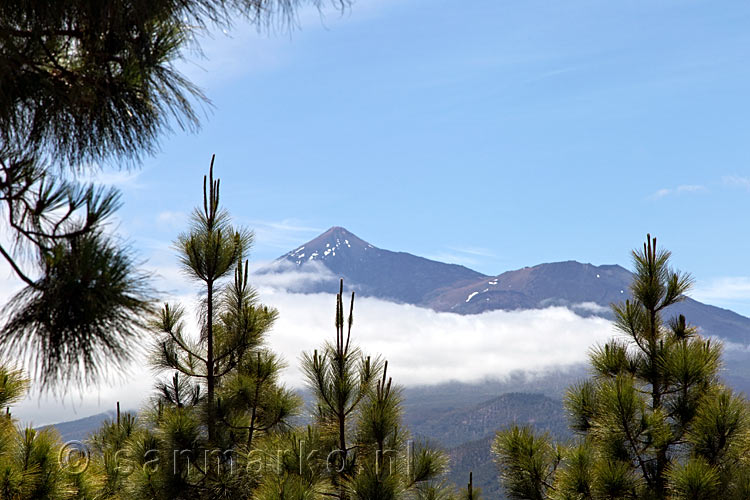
[258,227,750,344]
[38,411,114,442]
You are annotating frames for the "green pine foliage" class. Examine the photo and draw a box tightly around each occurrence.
[0,155,154,392]
[131,158,297,499]
[0,365,103,499]
[493,235,750,500]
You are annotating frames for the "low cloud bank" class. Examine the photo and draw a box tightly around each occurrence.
[251,260,338,291]
[259,289,615,387]
[12,270,617,426]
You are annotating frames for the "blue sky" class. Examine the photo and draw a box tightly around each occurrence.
[101,0,749,314]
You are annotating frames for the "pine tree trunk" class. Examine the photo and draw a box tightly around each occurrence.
[207,278,215,442]
[649,308,666,499]
[339,415,347,500]
[247,380,261,448]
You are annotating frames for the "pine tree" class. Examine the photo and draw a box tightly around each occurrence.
[154,155,252,441]
[286,279,453,500]
[493,235,750,500]
[87,403,141,500]
[461,472,482,500]
[81,165,461,499]
[300,279,380,498]
[87,158,300,499]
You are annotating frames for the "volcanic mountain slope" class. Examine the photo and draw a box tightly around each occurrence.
[425,261,750,344]
[261,226,486,304]
[259,227,750,344]
[425,261,632,313]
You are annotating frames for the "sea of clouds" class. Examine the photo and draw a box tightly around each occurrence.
[9,263,617,426]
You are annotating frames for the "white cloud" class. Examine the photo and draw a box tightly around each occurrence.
[179,25,287,88]
[651,188,672,199]
[423,244,501,269]
[259,289,615,387]
[178,0,400,88]
[677,184,704,193]
[694,276,750,300]
[252,259,336,290]
[446,245,498,259]
[248,219,322,235]
[422,251,481,268]
[571,301,610,314]
[156,211,187,227]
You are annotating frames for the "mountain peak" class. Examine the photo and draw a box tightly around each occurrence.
[323,225,351,234]
[283,226,375,266]
[318,226,370,244]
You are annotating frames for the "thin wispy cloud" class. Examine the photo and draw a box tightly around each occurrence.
[422,251,481,268]
[523,66,580,85]
[156,211,188,230]
[649,184,705,200]
[179,26,286,88]
[178,0,401,88]
[76,167,147,190]
[571,302,610,314]
[693,276,750,316]
[424,246,503,272]
[248,220,321,234]
[723,175,750,190]
[242,218,323,252]
[447,245,499,258]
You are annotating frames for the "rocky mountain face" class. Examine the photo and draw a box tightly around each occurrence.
[260,227,750,344]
